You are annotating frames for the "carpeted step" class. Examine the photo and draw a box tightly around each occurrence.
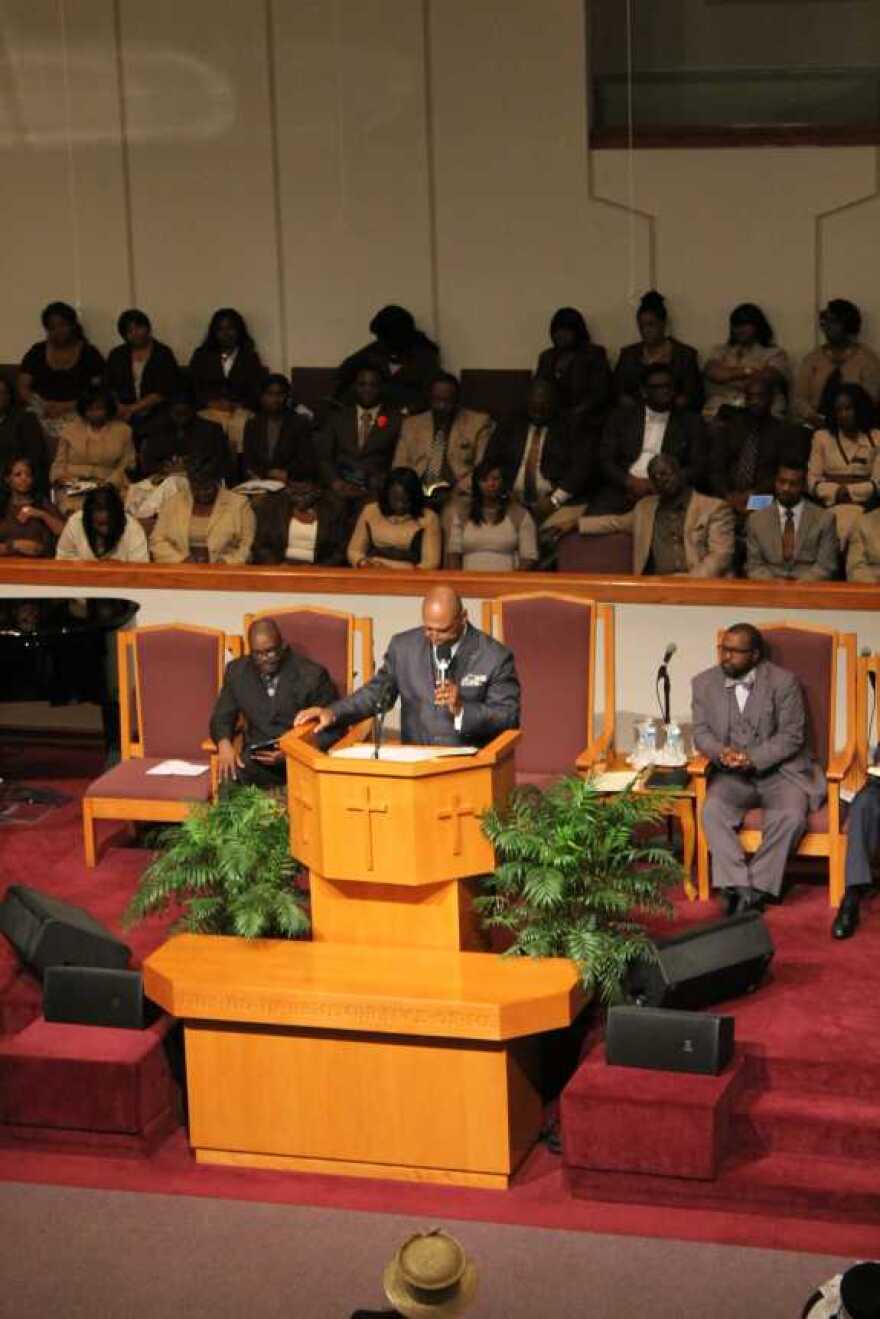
[568,1149,880,1223]
[745,1051,880,1100]
[733,1087,880,1161]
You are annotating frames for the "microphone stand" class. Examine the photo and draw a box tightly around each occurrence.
[647,656,688,791]
[657,661,671,728]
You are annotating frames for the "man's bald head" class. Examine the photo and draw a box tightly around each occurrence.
[249,618,282,649]
[249,618,286,676]
[422,586,467,647]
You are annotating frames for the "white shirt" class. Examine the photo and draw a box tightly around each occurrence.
[55,511,149,562]
[776,499,805,535]
[629,407,670,479]
[220,349,238,378]
[285,517,319,564]
[355,406,378,448]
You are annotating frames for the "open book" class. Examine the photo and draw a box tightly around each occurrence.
[330,745,478,763]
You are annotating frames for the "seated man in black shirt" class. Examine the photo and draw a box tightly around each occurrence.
[210,617,337,789]
[708,376,808,514]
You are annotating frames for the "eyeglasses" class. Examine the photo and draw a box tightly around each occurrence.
[252,645,284,661]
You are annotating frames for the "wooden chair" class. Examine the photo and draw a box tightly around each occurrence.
[82,625,239,867]
[242,605,374,698]
[556,530,633,575]
[690,622,857,905]
[482,592,615,786]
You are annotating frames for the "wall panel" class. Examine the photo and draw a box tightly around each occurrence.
[118,0,281,367]
[0,0,129,357]
[270,0,434,370]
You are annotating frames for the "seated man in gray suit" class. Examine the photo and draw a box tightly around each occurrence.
[211,617,337,788]
[746,458,839,581]
[296,585,520,747]
[832,765,880,940]
[576,453,735,577]
[692,622,827,915]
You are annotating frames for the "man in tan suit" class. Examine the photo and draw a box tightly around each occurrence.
[746,459,839,581]
[846,505,880,581]
[575,453,735,576]
[393,373,493,528]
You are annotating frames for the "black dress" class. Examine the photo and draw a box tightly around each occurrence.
[188,346,267,412]
[19,341,105,402]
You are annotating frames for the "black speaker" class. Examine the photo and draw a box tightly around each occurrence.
[626,911,774,1010]
[43,966,152,1030]
[0,885,130,975]
[606,1004,735,1076]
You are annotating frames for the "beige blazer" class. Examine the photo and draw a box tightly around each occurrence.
[578,490,735,577]
[50,418,135,489]
[150,487,256,564]
[846,508,880,582]
[807,428,880,507]
[393,409,493,491]
[746,500,839,581]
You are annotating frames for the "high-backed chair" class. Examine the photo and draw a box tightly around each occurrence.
[289,366,338,426]
[691,623,857,905]
[556,530,633,575]
[82,625,238,867]
[242,606,374,698]
[460,369,533,422]
[482,593,615,786]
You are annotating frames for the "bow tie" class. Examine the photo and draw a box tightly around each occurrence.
[725,672,756,690]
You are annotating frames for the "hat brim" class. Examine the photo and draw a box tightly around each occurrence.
[383,1260,478,1318]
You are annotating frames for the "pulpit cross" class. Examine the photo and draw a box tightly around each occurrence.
[436,796,476,855]
[345,787,388,870]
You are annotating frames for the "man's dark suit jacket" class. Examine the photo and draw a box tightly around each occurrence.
[593,404,708,512]
[105,341,180,406]
[486,413,594,501]
[242,412,318,480]
[139,416,234,483]
[316,405,402,490]
[210,649,337,748]
[708,413,809,497]
[329,623,520,747]
[189,346,267,411]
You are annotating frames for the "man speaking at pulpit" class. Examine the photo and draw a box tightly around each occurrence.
[295,585,520,746]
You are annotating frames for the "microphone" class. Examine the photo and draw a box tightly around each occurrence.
[656,643,676,727]
[371,673,396,760]
[661,642,677,667]
[862,646,876,691]
[436,642,453,689]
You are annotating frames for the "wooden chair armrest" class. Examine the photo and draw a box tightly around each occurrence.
[687,754,710,778]
[826,749,855,783]
[201,738,218,753]
[575,731,615,773]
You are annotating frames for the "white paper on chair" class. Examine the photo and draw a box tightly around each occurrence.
[588,769,640,793]
[146,760,210,777]
[330,745,478,763]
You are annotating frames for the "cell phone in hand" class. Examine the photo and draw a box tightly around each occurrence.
[248,738,280,754]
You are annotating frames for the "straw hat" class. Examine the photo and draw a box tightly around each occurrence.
[383,1230,478,1318]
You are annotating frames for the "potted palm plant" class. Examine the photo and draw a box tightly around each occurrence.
[124,785,309,939]
[477,776,680,1003]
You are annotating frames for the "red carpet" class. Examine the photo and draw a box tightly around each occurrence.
[2,743,880,1259]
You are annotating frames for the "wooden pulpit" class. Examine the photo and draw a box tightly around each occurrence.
[144,719,588,1188]
[281,725,519,950]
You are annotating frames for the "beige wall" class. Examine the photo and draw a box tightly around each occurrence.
[1,0,879,377]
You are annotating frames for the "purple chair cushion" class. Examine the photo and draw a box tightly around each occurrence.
[268,611,348,698]
[761,628,833,764]
[135,629,222,760]
[85,758,212,803]
[557,531,633,575]
[500,597,592,776]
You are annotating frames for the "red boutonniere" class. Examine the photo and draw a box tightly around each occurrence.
[376,414,388,429]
